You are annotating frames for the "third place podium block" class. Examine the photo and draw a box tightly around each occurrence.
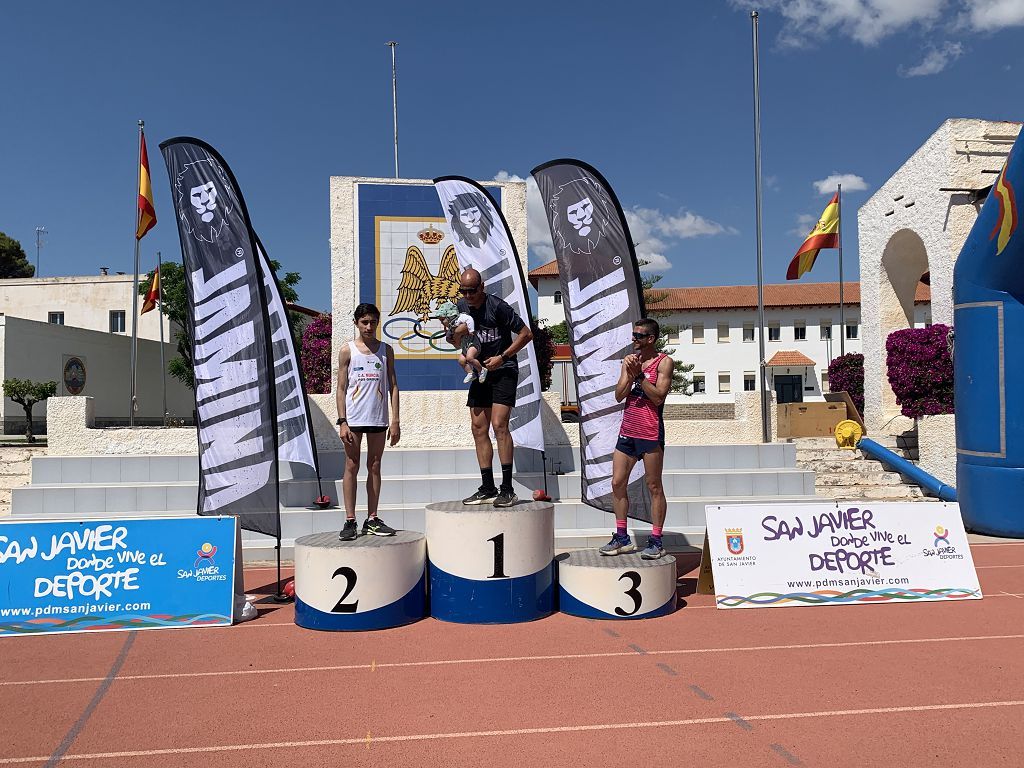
[426,500,555,624]
[557,551,678,620]
[293,531,427,631]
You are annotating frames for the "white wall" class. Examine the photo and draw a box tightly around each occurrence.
[1,316,192,431]
[0,275,171,342]
[858,118,1019,434]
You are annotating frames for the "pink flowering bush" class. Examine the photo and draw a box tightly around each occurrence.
[827,353,864,416]
[301,314,332,394]
[885,324,954,418]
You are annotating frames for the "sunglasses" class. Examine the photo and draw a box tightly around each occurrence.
[632,332,654,340]
[458,286,481,295]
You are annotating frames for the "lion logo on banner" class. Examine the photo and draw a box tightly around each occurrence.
[390,244,461,321]
[447,191,496,249]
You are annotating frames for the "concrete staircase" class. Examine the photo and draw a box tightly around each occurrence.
[11,443,818,558]
[0,445,47,517]
[793,432,929,501]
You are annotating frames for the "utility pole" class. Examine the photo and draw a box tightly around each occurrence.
[34,227,47,277]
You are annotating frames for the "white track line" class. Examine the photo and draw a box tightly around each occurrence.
[5,633,1022,688]
[976,564,1024,569]
[2,699,1022,764]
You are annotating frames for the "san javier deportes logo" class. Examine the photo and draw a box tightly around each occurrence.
[178,541,228,582]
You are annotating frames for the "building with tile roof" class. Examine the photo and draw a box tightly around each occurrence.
[529,261,932,408]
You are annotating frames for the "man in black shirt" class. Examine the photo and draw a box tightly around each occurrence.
[457,268,533,507]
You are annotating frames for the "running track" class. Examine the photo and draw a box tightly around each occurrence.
[2,540,1022,767]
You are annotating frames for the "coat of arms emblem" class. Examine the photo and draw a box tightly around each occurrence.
[726,528,744,555]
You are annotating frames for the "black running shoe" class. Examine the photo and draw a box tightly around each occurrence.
[363,516,397,536]
[338,518,358,541]
[463,486,499,505]
[493,487,518,508]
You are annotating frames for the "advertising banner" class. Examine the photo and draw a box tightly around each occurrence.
[706,502,981,609]
[0,516,236,636]
[531,159,648,517]
[434,177,544,452]
[160,137,280,537]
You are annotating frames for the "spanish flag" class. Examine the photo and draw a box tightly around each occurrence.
[787,193,840,280]
[141,267,160,314]
[137,131,157,240]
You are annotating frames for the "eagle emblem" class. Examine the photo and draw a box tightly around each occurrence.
[390,244,461,321]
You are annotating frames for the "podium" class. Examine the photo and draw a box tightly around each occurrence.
[293,531,426,631]
[426,500,555,624]
[557,550,678,620]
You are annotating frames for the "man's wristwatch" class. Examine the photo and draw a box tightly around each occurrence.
[500,352,510,362]
[336,418,347,426]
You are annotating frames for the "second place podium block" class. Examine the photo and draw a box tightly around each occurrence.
[426,500,555,624]
[293,531,427,631]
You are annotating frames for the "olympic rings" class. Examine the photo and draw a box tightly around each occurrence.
[384,316,456,354]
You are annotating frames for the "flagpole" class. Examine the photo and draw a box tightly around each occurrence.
[751,11,770,443]
[130,120,143,428]
[838,183,845,357]
[157,251,168,425]
[387,41,400,178]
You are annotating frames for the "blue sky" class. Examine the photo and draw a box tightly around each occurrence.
[2,1,1023,312]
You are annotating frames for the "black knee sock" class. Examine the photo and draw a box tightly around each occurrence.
[500,463,513,491]
[480,467,496,491]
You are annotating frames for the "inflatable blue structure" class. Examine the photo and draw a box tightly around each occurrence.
[953,131,1022,537]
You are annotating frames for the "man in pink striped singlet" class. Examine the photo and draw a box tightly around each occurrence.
[600,318,674,560]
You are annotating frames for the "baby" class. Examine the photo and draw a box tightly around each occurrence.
[430,301,486,384]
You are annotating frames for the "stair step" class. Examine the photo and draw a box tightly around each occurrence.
[815,472,905,487]
[813,485,924,500]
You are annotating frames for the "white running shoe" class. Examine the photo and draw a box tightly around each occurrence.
[478,367,488,383]
[463,370,476,384]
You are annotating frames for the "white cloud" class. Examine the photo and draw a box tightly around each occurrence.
[790,213,817,237]
[962,0,1024,31]
[625,207,736,273]
[495,171,734,273]
[900,41,965,76]
[740,0,945,47]
[738,1,1024,73]
[813,173,869,195]
[493,170,554,266]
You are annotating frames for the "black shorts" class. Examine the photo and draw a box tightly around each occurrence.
[350,425,386,434]
[615,434,664,459]
[467,367,517,408]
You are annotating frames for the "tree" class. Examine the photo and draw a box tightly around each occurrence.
[886,325,954,418]
[642,267,694,393]
[140,259,303,390]
[827,353,865,417]
[531,321,555,391]
[0,232,35,278]
[2,378,57,442]
[545,320,570,345]
[301,314,332,394]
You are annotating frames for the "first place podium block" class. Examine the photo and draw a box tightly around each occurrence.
[557,551,678,620]
[426,500,555,624]
[294,531,427,631]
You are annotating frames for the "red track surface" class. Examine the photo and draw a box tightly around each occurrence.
[2,542,1022,767]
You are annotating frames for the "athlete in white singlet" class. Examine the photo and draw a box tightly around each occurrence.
[335,303,401,541]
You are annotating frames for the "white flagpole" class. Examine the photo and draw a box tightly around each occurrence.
[130,120,143,427]
[751,11,769,443]
[838,183,845,357]
[157,251,167,424]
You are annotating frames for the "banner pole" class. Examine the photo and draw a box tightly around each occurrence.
[751,12,770,443]
[157,251,167,424]
[838,183,845,358]
[130,121,144,428]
